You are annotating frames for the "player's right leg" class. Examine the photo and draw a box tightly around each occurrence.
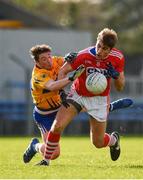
[36,99,81,166]
[40,132,60,160]
[87,96,121,161]
[90,118,120,161]
[109,131,120,161]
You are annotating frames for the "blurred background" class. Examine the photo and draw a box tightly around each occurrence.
[0,0,143,136]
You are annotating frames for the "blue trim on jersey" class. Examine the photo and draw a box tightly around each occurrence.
[33,109,57,132]
[89,47,96,56]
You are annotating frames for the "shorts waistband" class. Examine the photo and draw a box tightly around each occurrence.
[34,106,59,115]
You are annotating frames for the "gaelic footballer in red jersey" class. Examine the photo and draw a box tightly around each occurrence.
[36,28,125,166]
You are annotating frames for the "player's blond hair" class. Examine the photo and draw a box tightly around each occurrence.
[97,28,118,48]
[30,44,52,61]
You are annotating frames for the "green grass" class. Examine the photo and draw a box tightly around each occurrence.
[0,136,143,179]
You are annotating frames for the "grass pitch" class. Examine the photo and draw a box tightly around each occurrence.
[0,136,143,179]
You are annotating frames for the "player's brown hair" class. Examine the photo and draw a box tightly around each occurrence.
[97,28,118,49]
[30,44,52,61]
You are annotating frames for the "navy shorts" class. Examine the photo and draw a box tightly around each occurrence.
[33,109,58,134]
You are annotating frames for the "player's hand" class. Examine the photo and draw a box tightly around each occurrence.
[64,52,78,63]
[68,64,85,81]
[106,62,119,79]
[59,90,70,108]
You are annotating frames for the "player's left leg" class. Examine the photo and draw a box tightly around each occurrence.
[23,110,60,164]
[23,138,40,163]
[23,132,60,164]
[109,98,133,112]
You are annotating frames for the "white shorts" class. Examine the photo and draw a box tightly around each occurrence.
[67,90,109,122]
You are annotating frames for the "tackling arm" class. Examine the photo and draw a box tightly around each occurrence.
[45,63,85,91]
[58,62,73,80]
[45,63,73,91]
[44,78,71,91]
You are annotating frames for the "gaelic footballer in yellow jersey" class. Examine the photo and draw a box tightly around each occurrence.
[23,44,85,165]
[31,56,63,111]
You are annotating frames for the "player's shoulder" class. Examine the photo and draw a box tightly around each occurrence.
[52,56,64,66]
[109,48,124,60]
[78,46,96,57]
[52,55,63,60]
[33,66,48,77]
[52,55,63,62]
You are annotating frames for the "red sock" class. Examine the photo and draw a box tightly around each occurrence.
[103,133,110,147]
[44,131,60,160]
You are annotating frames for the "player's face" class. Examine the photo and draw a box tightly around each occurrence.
[96,40,111,60]
[37,51,53,70]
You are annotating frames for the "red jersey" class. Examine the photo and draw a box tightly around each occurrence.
[70,46,125,97]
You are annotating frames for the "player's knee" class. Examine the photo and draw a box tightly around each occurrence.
[92,139,104,148]
[52,121,64,133]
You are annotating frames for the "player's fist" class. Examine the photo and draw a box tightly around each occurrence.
[106,62,119,79]
[68,64,85,81]
[64,52,78,63]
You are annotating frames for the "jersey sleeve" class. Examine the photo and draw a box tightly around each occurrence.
[116,56,125,73]
[70,54,84,70]
[53,56,64,67]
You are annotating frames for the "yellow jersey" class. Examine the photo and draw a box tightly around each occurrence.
[31,56,64,111]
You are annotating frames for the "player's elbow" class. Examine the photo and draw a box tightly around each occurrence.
[45,80,59,91]
[116,85,124,91]
[47,84,57,91]
[114,79,125,92]
[45,85,55,91]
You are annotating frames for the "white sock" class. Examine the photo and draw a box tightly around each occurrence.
[35,143,43,153]
[108,134,117,146]
[110,103,113,111]
[44,159,50,164]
